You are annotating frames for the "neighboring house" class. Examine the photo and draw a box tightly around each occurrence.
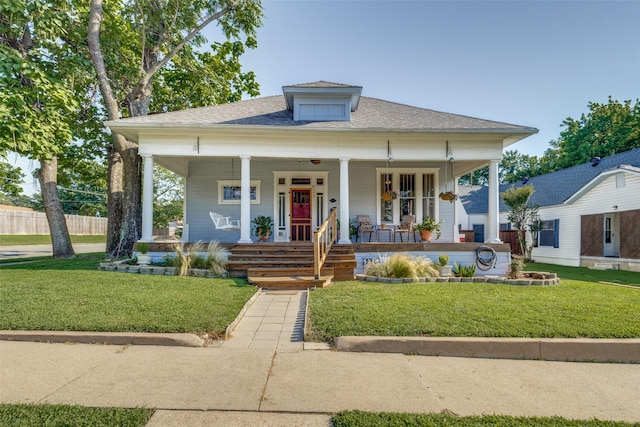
[105,81,537,247]
[459,149,640,271]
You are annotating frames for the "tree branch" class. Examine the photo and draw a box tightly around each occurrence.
[131,3,236,97]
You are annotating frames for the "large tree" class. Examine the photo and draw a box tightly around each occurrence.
[88,0,262,255]
[544,97,640,171]
[0,160,26,205]
[0,0,90,257]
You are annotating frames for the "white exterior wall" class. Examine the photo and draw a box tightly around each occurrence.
[532,173,640,266]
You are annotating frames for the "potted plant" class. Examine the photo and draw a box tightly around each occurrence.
[252,215,274,241]
[135,242,151,265]
[414,217,443,242]
[381,190,398,201]
[439,191,458,203]
[437,254,452,277]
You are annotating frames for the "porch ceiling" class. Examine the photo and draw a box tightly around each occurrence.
[154,155,487,178]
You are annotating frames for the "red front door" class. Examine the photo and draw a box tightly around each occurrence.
[291,188,311,241]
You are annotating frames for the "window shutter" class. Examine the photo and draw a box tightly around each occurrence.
[553,219,560,248]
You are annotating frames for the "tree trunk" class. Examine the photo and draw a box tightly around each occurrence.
[119,147,143,255]
[106,144,123,253]
[37,157,75,258]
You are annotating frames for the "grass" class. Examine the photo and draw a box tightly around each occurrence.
[0,254,256,337]
[307,271,640,342]
[524,262,640,287]
[0,234,107,246]
[0,404,153,427]
[332,410,635,426]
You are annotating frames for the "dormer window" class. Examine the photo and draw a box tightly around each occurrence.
[282,81,362,122]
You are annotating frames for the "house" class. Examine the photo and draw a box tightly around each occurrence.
[459,149,640,271]
[105,81,538,277]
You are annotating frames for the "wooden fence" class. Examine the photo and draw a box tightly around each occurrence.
[0,209,107,235]
[459,229,523,256]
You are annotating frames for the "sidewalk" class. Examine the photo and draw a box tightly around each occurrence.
[0,243,105,260]
[1,289,640,425]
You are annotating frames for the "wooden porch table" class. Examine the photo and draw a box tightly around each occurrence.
[376,226,394,242]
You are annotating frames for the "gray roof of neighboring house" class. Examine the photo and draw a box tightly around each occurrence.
[460,148,640,214]
[108,81,537,133]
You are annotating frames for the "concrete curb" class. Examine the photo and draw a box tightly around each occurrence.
[225,288,262,339]
[0,331,204,347]
[334,336,640,363]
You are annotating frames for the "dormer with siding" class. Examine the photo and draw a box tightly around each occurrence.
[282,81,362,122]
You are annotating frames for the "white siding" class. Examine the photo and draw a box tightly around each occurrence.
[532,173,640,266]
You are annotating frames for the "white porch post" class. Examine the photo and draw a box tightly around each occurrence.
[339,157,351,244]
[487,159,503,243]
[141,154,154,242]
[238,154,252,243]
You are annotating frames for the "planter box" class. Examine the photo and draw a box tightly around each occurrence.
[139,266,153,275]
[191,269,208,277]
[115,264,129,272]
[127,266,140,273]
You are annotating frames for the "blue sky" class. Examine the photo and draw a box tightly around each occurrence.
[227,0,640,156]
[12,0,640,196]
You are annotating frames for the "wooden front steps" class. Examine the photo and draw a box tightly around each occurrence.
[247,267,334,289]
[227,243,356,287]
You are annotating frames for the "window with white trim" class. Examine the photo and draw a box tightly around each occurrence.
[376,168,437,224]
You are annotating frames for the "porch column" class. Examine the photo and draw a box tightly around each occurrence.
[141,154,154,242]
[486,159,503,243]
[238,154,252,243]
[339,157,351,244]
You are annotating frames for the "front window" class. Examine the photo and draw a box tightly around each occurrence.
[377,168,437,224]
[399,174,416,217]
[380,173,393,222]
[539,219,559,248]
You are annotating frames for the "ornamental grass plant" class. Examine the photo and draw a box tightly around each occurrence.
[364,254,438,280]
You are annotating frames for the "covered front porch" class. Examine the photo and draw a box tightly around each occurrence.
[137,239,512,287]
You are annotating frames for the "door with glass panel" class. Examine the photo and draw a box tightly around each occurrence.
[290,188,311,241]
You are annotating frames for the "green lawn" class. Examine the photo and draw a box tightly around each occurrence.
[333,410,635,427]
[524,262,640,286]
[0,234,106,246]
[0,404,152,427]
[0,254,256,337]
[307,271,640,342]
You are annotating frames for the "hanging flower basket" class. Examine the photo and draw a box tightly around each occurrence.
[439,191,458,203]
[381,190,398,201]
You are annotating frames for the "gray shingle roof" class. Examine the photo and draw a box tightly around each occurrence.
[460,148,640,213]
[110,93,535,132]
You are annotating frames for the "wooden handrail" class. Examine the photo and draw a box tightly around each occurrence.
[313,208,338,279]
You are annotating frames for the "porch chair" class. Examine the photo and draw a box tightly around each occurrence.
[209,211,241,230]
[356,215,375,242]
[394,215,416,242]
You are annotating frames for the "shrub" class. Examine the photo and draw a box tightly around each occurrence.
[205,240,228,277]
[364,254,438,279]
[507,256,524,279]
[438,254,449,266]
[413,256,439,278]
[386,254,417,280]
[452,262,476,277]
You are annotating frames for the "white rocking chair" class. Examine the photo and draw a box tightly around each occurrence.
[209,211,241,230]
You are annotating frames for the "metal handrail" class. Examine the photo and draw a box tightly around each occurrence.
[313,208,338,279]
